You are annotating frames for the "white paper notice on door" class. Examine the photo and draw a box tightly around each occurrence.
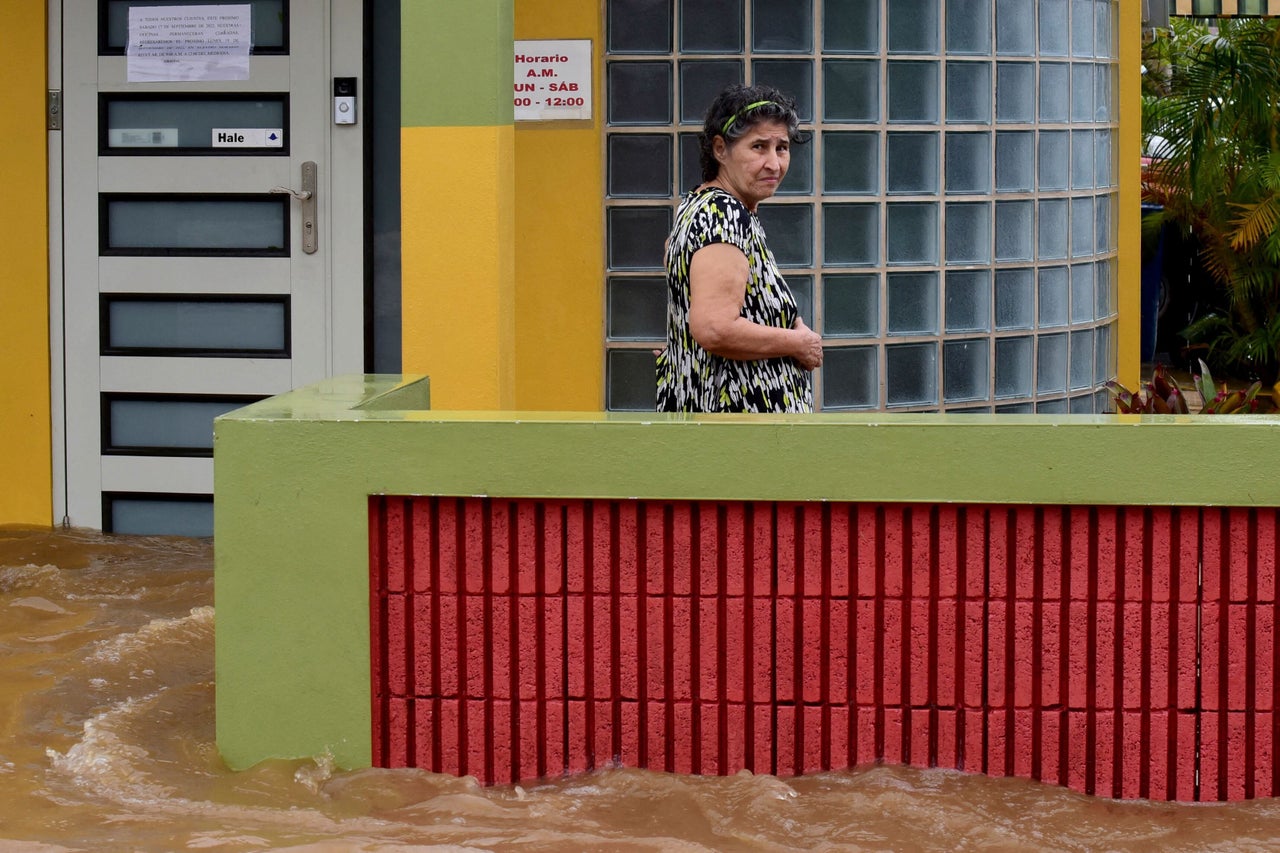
[127,4,252,82]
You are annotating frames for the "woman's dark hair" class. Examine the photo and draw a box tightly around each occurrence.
[698,83,809,183]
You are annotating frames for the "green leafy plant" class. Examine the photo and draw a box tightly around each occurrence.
[1107,360,1263,414]
[1142,17,1280,385]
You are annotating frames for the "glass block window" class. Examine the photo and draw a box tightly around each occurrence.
[603,0,1120,412]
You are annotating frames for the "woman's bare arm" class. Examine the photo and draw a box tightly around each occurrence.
[687,243,823,369]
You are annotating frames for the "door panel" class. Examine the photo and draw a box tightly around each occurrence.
[60,1,364,533]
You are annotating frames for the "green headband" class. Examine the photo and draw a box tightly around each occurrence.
[720,100,777,135]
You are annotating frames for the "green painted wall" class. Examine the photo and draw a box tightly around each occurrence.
[214,375,1280,770]
[401,0,513,127]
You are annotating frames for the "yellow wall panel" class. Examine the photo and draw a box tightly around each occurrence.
[513,1,604,411]
[401,125,515,410]
[0,2,52,525]
[1118,0,1142,387]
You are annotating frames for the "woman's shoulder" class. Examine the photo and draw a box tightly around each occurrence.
[678,185,751,224]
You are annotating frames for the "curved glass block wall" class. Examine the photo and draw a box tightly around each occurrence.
[603,0,1119,413]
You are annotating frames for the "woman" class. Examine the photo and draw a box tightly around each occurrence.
[656,84,822,413]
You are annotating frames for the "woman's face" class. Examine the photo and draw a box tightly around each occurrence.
[713,119,791,211]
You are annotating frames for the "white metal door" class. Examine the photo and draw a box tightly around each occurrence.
[57,1,364,534]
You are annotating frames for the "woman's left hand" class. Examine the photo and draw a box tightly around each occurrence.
[790,317,823,370]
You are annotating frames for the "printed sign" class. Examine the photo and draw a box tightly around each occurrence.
[514,39,592,121]
[127,4,252,82]
[211,128,285,148]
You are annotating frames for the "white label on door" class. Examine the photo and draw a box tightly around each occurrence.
[211,128,285,147]
[109,128,180,148]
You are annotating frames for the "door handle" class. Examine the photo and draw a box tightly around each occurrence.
[269,161,318,254]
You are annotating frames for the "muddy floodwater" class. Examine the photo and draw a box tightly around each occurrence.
[7,525,1280,851]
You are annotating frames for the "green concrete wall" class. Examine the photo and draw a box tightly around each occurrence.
[214,375,1280,770]
[401,0,513,127]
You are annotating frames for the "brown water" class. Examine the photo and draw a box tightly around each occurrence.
[6,527,1280,852]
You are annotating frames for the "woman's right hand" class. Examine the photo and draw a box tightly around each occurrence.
[791,317,823,370]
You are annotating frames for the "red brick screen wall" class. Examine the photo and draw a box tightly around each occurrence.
[369,496,1279,800]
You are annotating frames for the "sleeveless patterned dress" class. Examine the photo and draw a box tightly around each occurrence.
[656,186,813,413]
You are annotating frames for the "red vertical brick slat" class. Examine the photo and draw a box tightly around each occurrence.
[1013,600,1035,711]
[589,497,610,585]
[490,699,511,785]
[1258,606,1275,715]
[936,708,957,770]
[697,701,720,775]
[774,596,796,705]
[1175,711,1197,801]
[1228,604,1251,713]
[566,594,587,702]
[882,597,905,710]
[567,700,589,774]
[883,707,905,766]
[463,500,485,595]
[1121,600,1146,800]
[595,594,616,704]
[753,703,773,775]
[435,498,460,594]
[1067,709,1088,792]
[882,505,905,599]
[645,596,666,702]
[671,503,693,597]
[829,503,852,599]
[593,699,615,770]
[803,598,824,706]
[673,702,695,774]
[1013,708,1034,779]
[828,598,850,708]
[369,499,388,766]
[380,497,405,593]
[936,504,960,768]
[855,597,877,710]
[776,502,798,598]
[911,708,933,769]
[1201,710,1223,802]
[1256,711,1274,799]
[1202,511,1225,715]
[962,596,986,716]
[645,696,665,768]
[775,704,797,776]
[751,596,773,706]
[465,595,486,699]
[857,505,878,599]
[673,596,694,704]
[1093,709,1116,799]
[803,504,824,596]
[882,506,906,768]
[911,505,934,603]
[385,697,408,767]
[726,703,747,772]
[986,708,1007,778]
[723,503,745,597]
[910,597,932,716]
[1038,592,1062,724]
[724,596,745,704]
[620,701,641,767]
[1040,710,1063,788]
[385,592,408,700]
[829,705,851,771]
[1227,712,1248,801]
[961,707,985,775]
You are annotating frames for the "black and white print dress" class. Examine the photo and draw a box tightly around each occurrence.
[656,186,814,413]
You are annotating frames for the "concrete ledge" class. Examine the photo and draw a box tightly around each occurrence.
[213,375,1280,773]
